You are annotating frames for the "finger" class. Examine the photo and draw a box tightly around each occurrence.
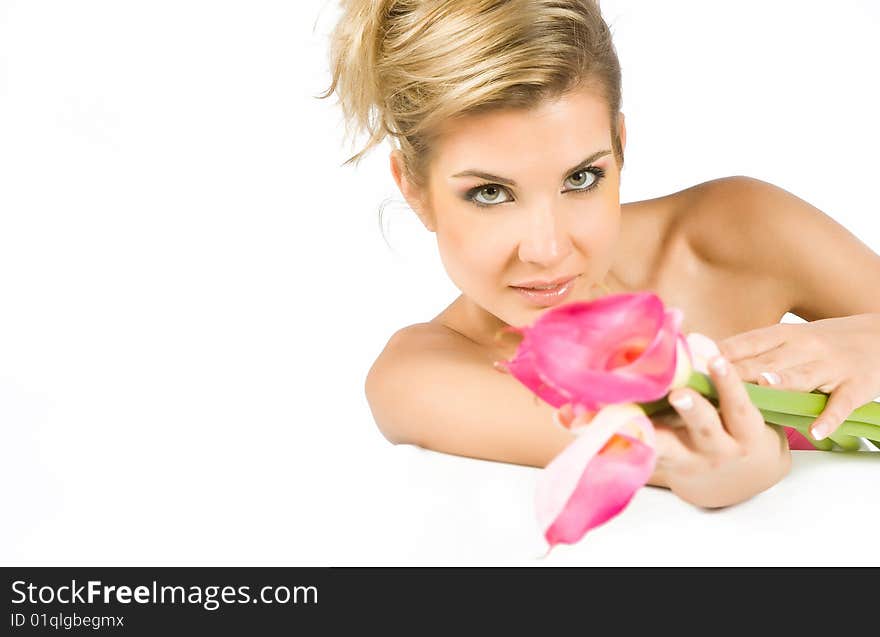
[809,382,862,440]
[752,359,834,393]
[717,324,790,363]
[707,354,764,443]
[668,387,733,455]
[729,342,811,384]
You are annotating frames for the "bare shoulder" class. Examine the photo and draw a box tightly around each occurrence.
[377,321,477,356]
[665,176,795,302]
[366,322,487,389]
[363,321,577,468]
[634,175,797,330]
[618,175,769,289]
[364,321,491,440]
[676,175,880,320]
[670,175,789,270]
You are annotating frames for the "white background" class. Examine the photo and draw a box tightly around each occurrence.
[1,1,879,565]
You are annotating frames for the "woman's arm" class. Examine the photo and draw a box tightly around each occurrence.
[364,324,670,489]
[701,177,880,440]
[707,176,880,320]
[365,325,791,508]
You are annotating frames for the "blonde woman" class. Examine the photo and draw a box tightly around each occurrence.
[320,0,880,509]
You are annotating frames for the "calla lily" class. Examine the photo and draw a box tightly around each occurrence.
[498,292,679,550]
[536,403,656,552]
[501,293,689,413]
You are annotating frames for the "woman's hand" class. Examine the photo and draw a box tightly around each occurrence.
[716,313,880,441]
[652,355,791,509]
[554,354,792,509]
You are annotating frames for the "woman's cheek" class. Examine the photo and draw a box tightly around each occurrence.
[438,222,510,304]
[435,220,489,292]
[571,204,619,258]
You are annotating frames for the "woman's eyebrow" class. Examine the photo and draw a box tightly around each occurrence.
[450,149,612,186]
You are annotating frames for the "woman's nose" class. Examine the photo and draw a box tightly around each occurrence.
[517,207,573,267]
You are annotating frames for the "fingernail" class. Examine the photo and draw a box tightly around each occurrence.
[710,355,728,376]
[810,420,832,440]
[670,392,693,410]
[760,371,781,386]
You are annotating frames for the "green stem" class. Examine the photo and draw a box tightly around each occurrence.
[756,410,832,449]
[684,370,880,426]
[760,409,860,451]
[636,371,880,448]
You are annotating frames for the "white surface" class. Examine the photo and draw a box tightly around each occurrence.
[1,1,879,565]
[334,445,880,566]
[6,359,880,565]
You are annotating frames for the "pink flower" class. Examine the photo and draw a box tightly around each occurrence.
[499,292,691,414]
[497,292,694,550]
[536,404,656,552]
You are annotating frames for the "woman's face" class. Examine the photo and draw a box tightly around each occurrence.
[396,86,626,331]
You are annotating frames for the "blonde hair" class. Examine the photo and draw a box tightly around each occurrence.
[318,0,624,192]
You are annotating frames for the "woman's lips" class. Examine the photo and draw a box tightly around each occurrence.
[510,275,579,307]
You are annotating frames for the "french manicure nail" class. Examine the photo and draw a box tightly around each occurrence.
[710,356,728,376]
[670,393,693,410]
[760,371,781,385]
[811,420,832,440]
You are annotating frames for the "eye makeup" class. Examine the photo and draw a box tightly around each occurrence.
[462,166,607,208]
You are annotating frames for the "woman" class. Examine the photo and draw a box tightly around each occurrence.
[320,0,880,508]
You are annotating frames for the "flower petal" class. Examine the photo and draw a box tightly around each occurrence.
[685,332,721,375]
[519,294,667,379]
[784,426,821,451]
[550,308,679,406]
[669,334,694,389]
[506,350,573,408]
[536,404,656,548]
[511,296,681,409]
[610,306,682,384]
[543,434,655,548]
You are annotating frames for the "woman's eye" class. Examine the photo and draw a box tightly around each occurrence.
[470,184,512,206]
[466,167,604,207]
[565,169,597,190]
